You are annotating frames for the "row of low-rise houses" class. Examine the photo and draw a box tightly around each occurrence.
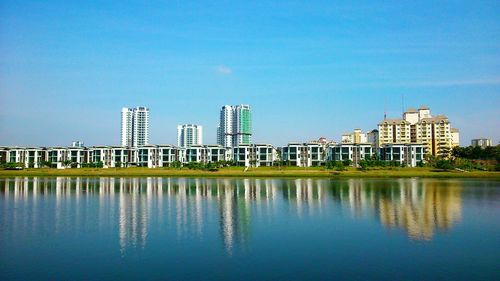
[5,105,457,169]
[1,142,426,169]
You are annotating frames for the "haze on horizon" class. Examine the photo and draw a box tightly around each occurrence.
[0,1,499,147]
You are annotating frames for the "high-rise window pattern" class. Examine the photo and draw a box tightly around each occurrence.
[121,107,149,147]
[217,104,252,148]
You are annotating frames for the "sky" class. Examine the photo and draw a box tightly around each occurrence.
[0,0,499,147]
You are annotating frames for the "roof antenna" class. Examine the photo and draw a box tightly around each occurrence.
[402,94,405,115]
[384,97,387,120]
[384,96,387,120]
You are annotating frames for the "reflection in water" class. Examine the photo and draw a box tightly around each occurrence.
[1,177,468,254]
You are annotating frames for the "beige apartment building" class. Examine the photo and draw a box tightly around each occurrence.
[378,106,459,157]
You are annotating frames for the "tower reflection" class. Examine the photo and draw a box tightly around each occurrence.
[1,177,467,254]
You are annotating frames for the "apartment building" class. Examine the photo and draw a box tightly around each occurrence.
[177,124,203,148]
[378,106,459,157]
[121,107,150,147]
[217,104,252,147]
[471,138,493,148]
[342,129,368,144]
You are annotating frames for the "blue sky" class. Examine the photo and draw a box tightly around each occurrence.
[1,0,499,146]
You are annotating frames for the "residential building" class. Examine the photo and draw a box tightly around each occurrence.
[67,147,85,168]
[121,106,149,147]
[110,146,136,167]
[217,104,252,147]
[471,138,492,148]
[133,107,149,147]
[234,105,252,146]
[177,124,203,148]
[378,106,459,157]
[380,144,426,167]
[280,142,324,167]
[46,147,70,169]
[121,108,134,146]
[233,144,275,167]
[451,128,460,147]
[342,129,367,144]
[157,145,180,167]
[137,145,159,168]
[217,105,234,147]
[367,129,379,148]
[378,118,411,145]
[71,141,84,148]
[327,144,375,165]
[185,145,227,164]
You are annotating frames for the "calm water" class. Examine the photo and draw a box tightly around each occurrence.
[1,177,499,280]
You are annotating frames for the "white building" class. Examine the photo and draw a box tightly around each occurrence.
[121,108,134,146]
[121,107,149,147]
[71,141,85,148]
[471,138,492,148]
[380,144,426,167]
[184,145,227,164]
[177,124,203,148]
[217,104,252,148]
[233,144,276,167]
[280,142,325,167]
[327,144,375,165]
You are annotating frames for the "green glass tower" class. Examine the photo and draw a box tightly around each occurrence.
[217,104,252,147]
[235,105,252,145]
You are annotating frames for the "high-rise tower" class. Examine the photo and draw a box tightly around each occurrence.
[177,124,203,148]
[217,104,252,147]
[121,108,134,146]
[121,107,149,147]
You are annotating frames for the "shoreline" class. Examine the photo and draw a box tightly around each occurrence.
[0,167,499,179]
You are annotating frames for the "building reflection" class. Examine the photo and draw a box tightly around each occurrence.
[1,177,468,254]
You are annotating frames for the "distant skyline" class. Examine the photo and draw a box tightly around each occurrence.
[1,1,499,146]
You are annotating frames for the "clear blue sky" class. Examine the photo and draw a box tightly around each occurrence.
[1,0,499,146]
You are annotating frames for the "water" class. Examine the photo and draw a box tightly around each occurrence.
[1,177,499,281]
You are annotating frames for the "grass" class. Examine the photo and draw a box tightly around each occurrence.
[0,166,499,179]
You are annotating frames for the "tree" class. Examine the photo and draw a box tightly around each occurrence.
[435,159,454,170]
[171,161,182,169]
[63,160,72,168]
[335,162,346,171]
[358,160,369,171]
[342,159,352,167]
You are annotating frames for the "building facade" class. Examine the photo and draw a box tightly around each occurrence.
[217,104,252,148]
[342,129,368,144]
[380,144,426,167]
[471,138,492,148]
[232,144,276,167]
[177,124,203,148]
[327,144,375,165]
[378,106,459,157]
[280,143,325,167]
[121,107,149,147]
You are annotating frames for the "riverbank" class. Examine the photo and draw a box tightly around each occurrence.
[0,167,499,178]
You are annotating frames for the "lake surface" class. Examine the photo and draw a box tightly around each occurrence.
[1,177,499,280]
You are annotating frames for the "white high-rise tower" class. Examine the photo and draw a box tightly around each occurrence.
[177,124,203,148]
[121,108,134,146]
[121,107,149,147]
